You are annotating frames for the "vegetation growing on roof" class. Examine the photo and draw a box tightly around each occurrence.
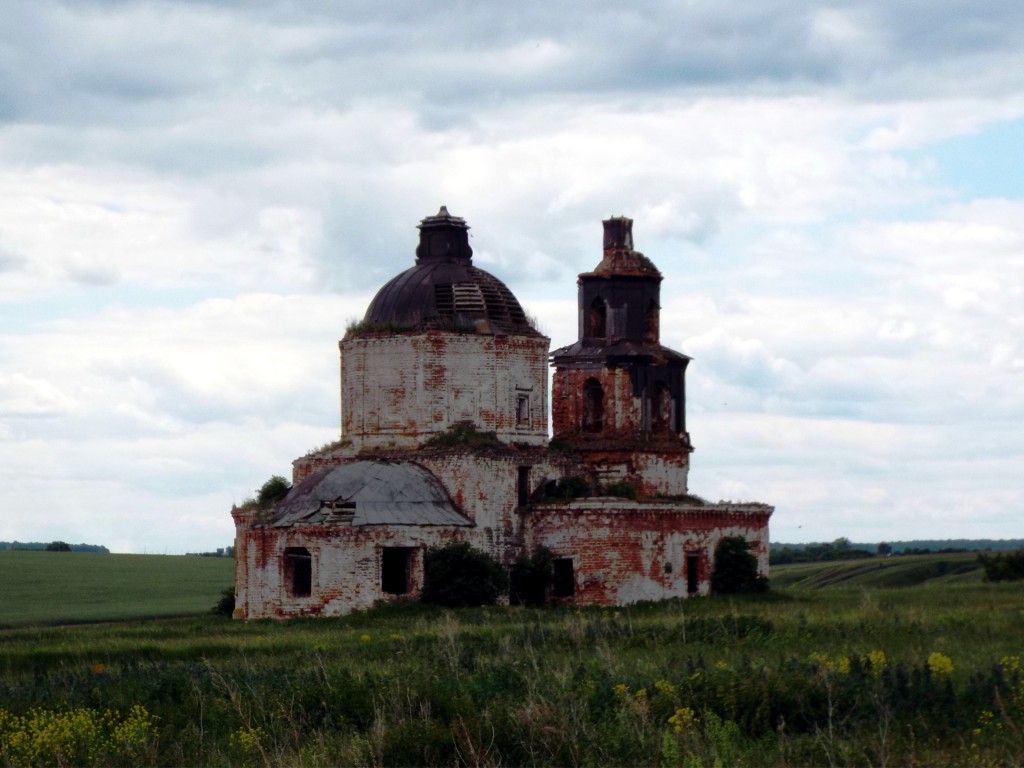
[546,437,576,454]
[601,481,638,499]
[655,492,707,506]
[343,318,415,339]
[302,438,352,458]
[257,476,292,508]
[236,475,292,515]
[420,421,502,449]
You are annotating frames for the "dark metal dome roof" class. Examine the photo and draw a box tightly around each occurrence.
[362,207,539,336]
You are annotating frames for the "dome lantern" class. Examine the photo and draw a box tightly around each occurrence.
[415,206,473,264]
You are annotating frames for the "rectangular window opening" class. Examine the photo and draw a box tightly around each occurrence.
[517,466,531,507]
[516,394,530,427]
[285,547,312,598]
[552,558,575,598]
[382,547,413,595]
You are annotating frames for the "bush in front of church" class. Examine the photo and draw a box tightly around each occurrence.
[421,542,509,607]
[711,536,769,594]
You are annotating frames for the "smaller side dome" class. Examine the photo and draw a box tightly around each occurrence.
[270,461,473,527]
[360,207,539,335]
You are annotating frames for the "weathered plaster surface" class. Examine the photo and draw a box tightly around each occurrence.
[342,332,549,450]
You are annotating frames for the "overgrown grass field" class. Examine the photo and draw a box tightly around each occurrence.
[1,553,1022,766]
[0,551,232,628]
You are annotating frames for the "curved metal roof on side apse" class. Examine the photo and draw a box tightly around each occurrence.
[269,460,473,528]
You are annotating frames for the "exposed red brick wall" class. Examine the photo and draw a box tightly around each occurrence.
[525,501,771,604]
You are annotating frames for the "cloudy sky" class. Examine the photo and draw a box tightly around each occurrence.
[2,0,1022,554]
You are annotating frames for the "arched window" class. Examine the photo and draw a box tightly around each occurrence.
[643,300,659,345]
[583,378,604,432]
[588,297,607,339]
[652,382,672,431]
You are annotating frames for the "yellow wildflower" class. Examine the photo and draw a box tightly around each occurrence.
[862,650,887,679]
[613,683,631,704]
[654,679,677,699]
[668,707,699,733]
[927,652,954,679]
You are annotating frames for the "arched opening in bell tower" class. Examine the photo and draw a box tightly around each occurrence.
[643,300,659,345]
[588,297,607,339]
[583,378,604,432]
[652,381,672,432]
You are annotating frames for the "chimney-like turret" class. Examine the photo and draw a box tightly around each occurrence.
[603,216,634,251]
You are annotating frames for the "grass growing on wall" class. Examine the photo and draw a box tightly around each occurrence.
[2,582,1023,766]
[0,551,233,628]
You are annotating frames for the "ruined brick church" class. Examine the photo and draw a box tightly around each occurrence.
[231,208,772,619]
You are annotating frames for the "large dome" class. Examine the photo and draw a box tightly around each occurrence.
[362,207,539,336]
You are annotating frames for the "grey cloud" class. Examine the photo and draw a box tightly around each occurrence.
[6,0,1024,139]
[0,243,27,273]
[63,262,120,286]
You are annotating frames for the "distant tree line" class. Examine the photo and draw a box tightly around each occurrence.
[771,538,875,565]
[1,541,109,553]
[187,546,235,558]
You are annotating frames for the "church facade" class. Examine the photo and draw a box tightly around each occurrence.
[231,208,771,619]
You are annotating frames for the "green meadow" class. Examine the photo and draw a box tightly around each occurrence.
[1,551,1022,766]
[0,550,232,628]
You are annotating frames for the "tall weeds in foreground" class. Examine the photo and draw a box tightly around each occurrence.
[1,586,1023,766]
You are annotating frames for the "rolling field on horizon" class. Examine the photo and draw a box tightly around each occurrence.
[0,550,233,628]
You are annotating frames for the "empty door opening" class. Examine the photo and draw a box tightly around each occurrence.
[382,547,413,595]
[552,558,576,598]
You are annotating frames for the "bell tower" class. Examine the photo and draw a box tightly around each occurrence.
[551,217,692,495]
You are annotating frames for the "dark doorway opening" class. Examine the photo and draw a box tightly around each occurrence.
[382,547,413,595]
[552,558,575,598]
[284,547,312,597]
[686,554,700,595]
